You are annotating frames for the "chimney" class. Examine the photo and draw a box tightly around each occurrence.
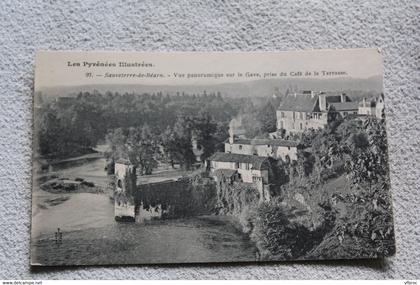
[362,97,366,107]
[340,93,346,103]
[319,94,327,111]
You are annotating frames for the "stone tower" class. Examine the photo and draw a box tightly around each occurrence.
[114,159,137,222]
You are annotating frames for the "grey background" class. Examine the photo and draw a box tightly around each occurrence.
[0,0,418,279]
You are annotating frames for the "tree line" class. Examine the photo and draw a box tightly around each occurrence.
[36,90,280,159]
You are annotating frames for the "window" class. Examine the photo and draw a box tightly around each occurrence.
[235,162,239,169]
[300,123,303,130]
[245,163,250,170]
[239,145,242,150]
[344,111,348,116]
[281,111,285,118]
[299,112,303,120]
[117,179,122,188]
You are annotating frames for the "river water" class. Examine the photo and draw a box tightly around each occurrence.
[31,156,258,265]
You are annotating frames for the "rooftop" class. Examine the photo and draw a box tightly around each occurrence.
[230,138,299,147]
[208,152,269,170]
[359,99,377,107]
[277,92,355,112]
[330,101,359,111]
[277,94,319,112]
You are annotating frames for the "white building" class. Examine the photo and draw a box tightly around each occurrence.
[224,137,299,161]
[358,94,385,119]
[274,91,358,135]
[329,101,359,117]
[208,152,270,184]
[207,152,271,201]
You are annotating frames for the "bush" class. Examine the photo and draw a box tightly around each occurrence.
[63,184,76,191]
[251,198,336,260]
[251,201,313,260]
[81,181,95,187]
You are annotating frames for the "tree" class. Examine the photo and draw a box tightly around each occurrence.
[161,126,178,168]
[38,107,61,156]
[173,115,196,170]
[160,116,197,170]
[106,126,159,175]
[344,117,389,183]
[213,121,229,152]
[36,91,238,158]
[327,105,343,131]
[242,112,263,139]
[258,102,277,134]
[126,125,159,175]
[192,111,217,161]
[105,128,128,162]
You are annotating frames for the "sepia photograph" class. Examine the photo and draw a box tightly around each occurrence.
[31,49,395,266]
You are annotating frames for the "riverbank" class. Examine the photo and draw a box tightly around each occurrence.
[31,155,259,266]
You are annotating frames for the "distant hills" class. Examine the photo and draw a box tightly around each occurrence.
[37,75,383,100]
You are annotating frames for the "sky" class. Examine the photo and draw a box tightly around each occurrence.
[35,48,383,90]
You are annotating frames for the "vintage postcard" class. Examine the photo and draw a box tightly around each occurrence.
[31,49,395,266]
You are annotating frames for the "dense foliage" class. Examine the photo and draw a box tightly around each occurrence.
[251,116,395,260]
[37,91,280,173]
[212,116,394,260]
[36,91,237,160]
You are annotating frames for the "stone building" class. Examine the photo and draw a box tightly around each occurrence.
[207,152,271,201]
[225,137,299,161]
[329,101,359,117]
[358,94,385,118]
[274,91,358,135]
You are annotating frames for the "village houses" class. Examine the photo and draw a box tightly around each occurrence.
[272,91,358,136]
[206,90,385,201]
[358,94,385,118]
[225,136,299,161]
[271,91,384,136]
[207,152,271,201]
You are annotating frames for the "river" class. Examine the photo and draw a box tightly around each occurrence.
[31,156,258,265]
